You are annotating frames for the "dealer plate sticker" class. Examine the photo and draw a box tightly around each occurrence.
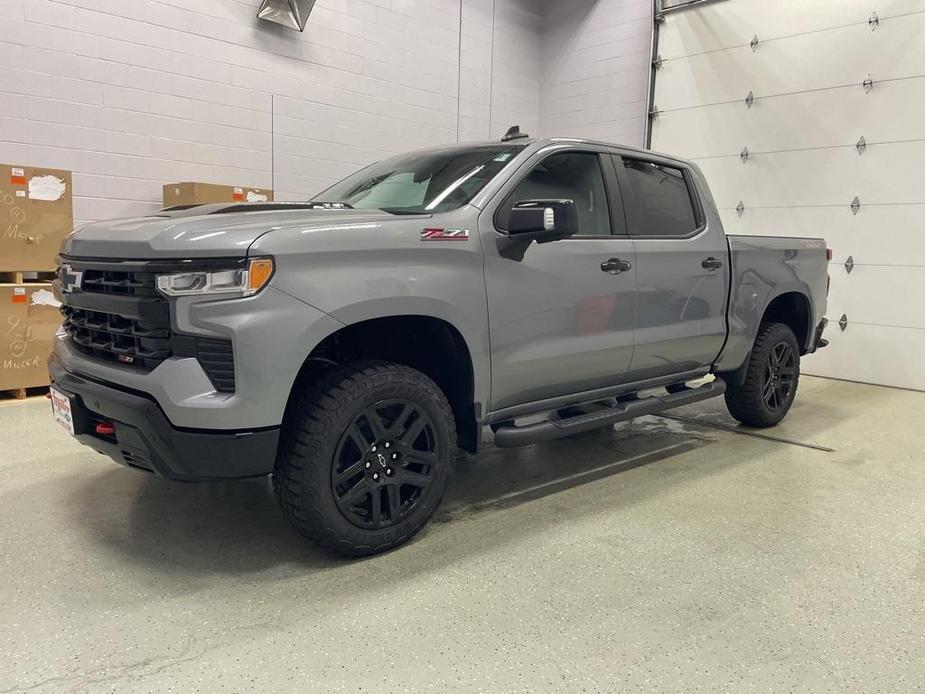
[49,387,75,435]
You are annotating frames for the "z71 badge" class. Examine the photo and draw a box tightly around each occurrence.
[421,228,469,241]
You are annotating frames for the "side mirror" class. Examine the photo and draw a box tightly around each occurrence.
[507,199,579,243]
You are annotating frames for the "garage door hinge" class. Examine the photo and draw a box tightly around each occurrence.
[653,54,663,70]
[750,35,759,52]
[844,255,854,274]
[649,106,660,120]
[856,136,867,155]
[869,12,879,30]
[851,196,861,215]
[655,13,666,24]
[839,314,848,332]
[745,90,754,109]
[863,74,874,93]
[736,201,745,217]
[740,146,749,163]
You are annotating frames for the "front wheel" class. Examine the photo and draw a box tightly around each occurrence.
[724,322,800,428]
[274,361,456,557]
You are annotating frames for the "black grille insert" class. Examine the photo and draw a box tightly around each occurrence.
[63,305,172,369]
[59,260,237,392]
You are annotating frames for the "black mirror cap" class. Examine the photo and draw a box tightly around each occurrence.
[508,199,579,241]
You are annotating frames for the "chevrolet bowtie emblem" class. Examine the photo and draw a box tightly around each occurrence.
[60,264,84,293]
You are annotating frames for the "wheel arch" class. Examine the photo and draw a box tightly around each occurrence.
[717,288,813,387]
[761,290,813,353]
[289,313,482,454]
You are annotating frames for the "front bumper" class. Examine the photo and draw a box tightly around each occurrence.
[52,283,343,430]
[49,354,279,481]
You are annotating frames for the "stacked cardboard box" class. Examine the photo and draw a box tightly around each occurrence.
[163,182,274,208]
[0,163,72,395]
[1,164,74,272]
[0,283,60,393]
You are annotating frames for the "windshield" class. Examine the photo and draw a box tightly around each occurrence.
[312,144,526,214]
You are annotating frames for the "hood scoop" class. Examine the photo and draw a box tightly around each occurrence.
[155,202,347,218]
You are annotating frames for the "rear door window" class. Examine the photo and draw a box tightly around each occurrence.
[619,158,700,237]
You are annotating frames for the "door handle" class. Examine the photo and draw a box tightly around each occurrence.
[601,257,632,274]
[701,257,723,270]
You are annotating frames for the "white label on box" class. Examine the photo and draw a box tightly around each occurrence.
[13,287,25,296]
[31,289,61,308]
[246,190,268,203]
[12,167,24,177]
[16,190,25,197]
[28,175,66,202]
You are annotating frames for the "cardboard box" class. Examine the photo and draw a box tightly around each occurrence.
[1,164,74,272]
[163,182,274,207]
[0,283,61,391]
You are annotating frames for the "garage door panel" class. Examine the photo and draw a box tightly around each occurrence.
[656,14,925,111]
[826,265,925,328]
[654,1,925,391]
[718,205,925,267]
[654,77,925,158]
[658,0,925,59]
[804,324,925,391]
[697,140,925,208]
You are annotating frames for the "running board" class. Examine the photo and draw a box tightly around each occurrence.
[492,379,726,448]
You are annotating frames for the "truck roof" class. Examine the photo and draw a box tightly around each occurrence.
[473,135,693,168]
[339,130,692,171]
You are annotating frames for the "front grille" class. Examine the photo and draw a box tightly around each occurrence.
[80,268,159,296]
[62,305,171,370]
[59,260,237,392]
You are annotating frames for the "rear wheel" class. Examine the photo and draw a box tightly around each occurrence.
[724,322,800,428]
[274,361,455,557]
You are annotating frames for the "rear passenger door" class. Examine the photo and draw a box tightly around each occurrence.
[614,155,730,381]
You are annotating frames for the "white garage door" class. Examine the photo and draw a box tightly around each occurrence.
[650,0,925,391]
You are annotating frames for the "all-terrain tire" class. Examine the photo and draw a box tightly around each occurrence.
[273,360,456,557]
[724,322,801,428]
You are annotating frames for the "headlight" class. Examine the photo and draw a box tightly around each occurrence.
[156,257,274,297]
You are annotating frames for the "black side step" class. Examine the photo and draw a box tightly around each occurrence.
[492,379,726,448]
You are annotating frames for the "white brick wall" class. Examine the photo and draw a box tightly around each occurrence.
[0,0,651,226]
[538,0,652,147]
[489,0,542,139]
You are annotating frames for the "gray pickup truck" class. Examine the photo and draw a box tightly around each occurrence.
[49,131,829,556]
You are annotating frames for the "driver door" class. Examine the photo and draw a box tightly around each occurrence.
[481,148,637,411]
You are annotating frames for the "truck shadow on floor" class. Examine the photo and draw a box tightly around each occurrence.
[68,417,716,578]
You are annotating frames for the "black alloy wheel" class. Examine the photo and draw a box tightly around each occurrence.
[274,361,455,557]
[332,399,442,529]
[763,341,796,412]
[724,321,801,428]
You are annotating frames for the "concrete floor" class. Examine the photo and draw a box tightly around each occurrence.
[1,375,923,693]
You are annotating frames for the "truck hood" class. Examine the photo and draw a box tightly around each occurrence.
[62,203,398,259]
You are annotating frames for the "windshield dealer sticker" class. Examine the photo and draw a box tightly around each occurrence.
[422,228,469,241]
